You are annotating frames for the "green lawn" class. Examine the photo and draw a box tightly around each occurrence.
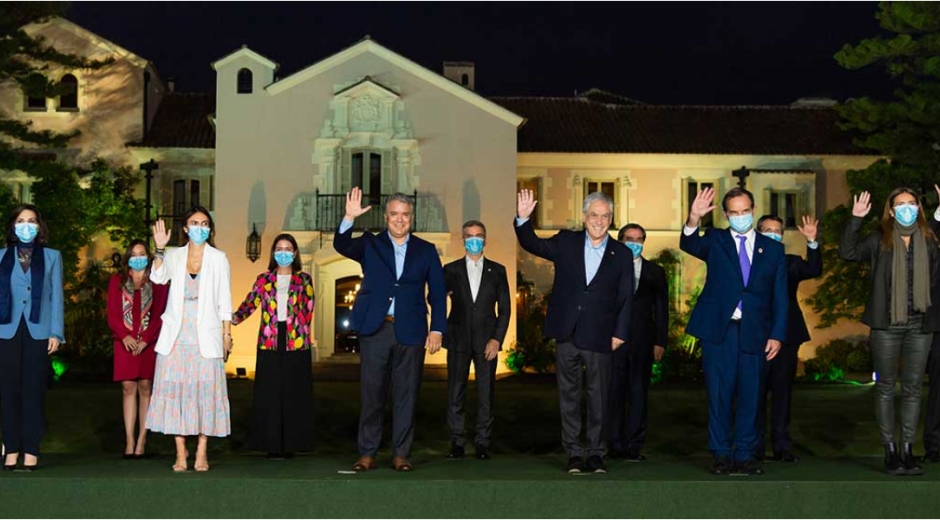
[39,374,899,460]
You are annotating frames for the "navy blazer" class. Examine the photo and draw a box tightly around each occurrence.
[631,258,669,350]
[0,247,65,342]
[334,224,446,346]
[515,219,633,353]
[680,228,788,354]
[785,245,822,346]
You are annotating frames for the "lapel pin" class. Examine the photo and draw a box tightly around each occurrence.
[758,248,763,254]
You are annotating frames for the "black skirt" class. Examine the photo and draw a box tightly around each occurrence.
[248,322,314,454]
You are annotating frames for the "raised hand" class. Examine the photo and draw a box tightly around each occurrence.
[687,187,717,227]
[152,220,171,249]
[344,187,372,221]
[517,189,538,220]
[797,215,819,242]
[852,192,871,218]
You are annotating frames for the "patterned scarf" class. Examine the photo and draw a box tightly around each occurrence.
[122,276,154,337]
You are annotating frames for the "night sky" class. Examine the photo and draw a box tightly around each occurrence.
[67,2,892,105]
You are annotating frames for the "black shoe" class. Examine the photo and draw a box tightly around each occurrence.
[772,451,801,463]
[884,443,904,476]
[2,463,14,472]
[21,464,37,472]
[901,443,923,476]
[267,453,287,460]
[923,450,940,463]
[730,460,764,476]
[586,455,607,474]
[624,449,646,462]
[710,456,733,475]
[445,445,465,459]
[474,445,490,460]
[603,449,626,460]
[565,456,584,474]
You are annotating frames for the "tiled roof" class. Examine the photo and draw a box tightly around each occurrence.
[131,92,216,149]
[134,89,866,156]
[492,93,865,155]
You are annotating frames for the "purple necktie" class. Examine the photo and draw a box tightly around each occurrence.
[737,234,750,311]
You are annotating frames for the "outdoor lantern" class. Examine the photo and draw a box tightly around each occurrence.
[246,224,261,262]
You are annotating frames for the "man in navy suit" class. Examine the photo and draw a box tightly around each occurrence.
[515,189,633,474]
[754,214,822,463]
[606,223,669,462]
[680,187,787,476]
[335,188,446,472]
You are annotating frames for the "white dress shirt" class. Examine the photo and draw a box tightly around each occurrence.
[276,274,290,322]
[465,255,484,302]
[633,255,643,293]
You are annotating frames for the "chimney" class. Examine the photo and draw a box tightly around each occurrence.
[443,62,475,91]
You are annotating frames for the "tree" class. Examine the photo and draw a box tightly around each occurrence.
[809,2,940,326]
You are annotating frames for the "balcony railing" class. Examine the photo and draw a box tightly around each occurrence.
[314,190,423,232]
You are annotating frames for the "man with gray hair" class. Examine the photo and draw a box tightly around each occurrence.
[515,189,633,474]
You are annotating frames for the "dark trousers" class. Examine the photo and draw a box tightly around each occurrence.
[556,341,611,459]
[0,318,48,456]
[756,342,800,454]
[606,342,653,452]
[870,315,931,445]
[701,321,765,462]
[924,333,940,452]
[249,323,314,454]
[446,348,497,448]
[357,322,425,458]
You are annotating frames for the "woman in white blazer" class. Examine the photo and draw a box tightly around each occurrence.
[146,206,233,472]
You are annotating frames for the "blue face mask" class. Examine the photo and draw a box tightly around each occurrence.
[894,204,919,227]
[729,214,754,234]
[128,256,148,271]
[465,237,484,255]
[187,226,210,246]
[14,222,38,243]
[624,241,643,257]
[274,251,295,267]
[761,232,783,243]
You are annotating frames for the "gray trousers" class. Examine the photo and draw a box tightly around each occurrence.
[870,315,931,445]
[556,341,612,458]
[446,348,497,448]
[357,322,425,458]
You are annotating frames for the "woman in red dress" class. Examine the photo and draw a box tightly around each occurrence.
[107,240,169,459]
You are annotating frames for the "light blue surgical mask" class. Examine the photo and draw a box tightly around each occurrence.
[761,232,783,243]
[187,226,210,245]
[14,222,38,243]
[624,241,643,258]
[465,237,484,255]
[894,204,919,227]
[274,251,295,267]
[128,256,148,271]
[729,214,754,234]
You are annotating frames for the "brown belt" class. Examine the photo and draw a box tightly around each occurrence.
[384,315,395,323]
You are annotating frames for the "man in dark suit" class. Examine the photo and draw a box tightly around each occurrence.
[515,189,633,474]
[443,220,511,460]
[680,187,788,476]
[606,223,668,462]
[754,214,822,463]
[334,188,446,472]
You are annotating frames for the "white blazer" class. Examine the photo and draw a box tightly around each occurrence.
[150,244,232,359]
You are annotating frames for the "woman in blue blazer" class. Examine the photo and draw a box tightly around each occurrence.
[0,205,65,471]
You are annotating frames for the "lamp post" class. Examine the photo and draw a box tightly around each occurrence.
[246,224,261,262]
[140,159,159,232]
[732,166,750,189]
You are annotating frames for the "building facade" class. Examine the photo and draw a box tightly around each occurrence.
[0,18,876,373]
